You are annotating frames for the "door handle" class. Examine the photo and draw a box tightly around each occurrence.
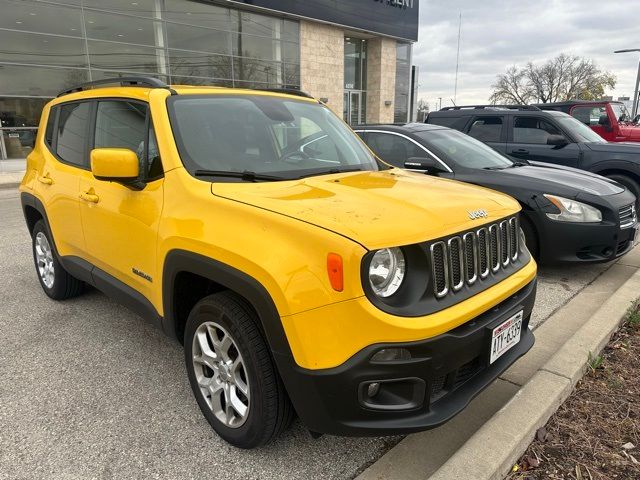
[38,174,53,185]
[79,191,99,203]
[511,149,529,155]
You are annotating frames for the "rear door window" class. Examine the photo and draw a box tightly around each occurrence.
[467,116,504,142]
[571,106,606,126]
[56,102,91,167]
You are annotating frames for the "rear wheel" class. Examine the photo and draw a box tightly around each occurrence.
[184,292,293,448]
[606,174,640,211]
[32,220,83,300]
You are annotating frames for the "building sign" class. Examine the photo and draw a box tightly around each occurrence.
[228,0,419,41]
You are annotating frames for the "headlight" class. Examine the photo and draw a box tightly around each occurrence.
[544,194,602,223]
[368,247,406,297]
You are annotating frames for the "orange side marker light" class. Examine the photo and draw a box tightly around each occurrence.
[327,253,344,292]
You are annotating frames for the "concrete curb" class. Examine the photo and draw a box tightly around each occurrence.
[428,269,640,480]
[0,182,20,190]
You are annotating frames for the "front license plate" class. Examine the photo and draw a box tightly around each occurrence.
[490,310,523,364]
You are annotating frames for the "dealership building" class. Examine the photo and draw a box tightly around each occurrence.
[0,0,419,166]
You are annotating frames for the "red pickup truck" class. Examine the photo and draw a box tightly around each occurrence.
[535,100,640,143]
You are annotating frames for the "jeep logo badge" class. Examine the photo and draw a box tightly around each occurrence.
[468,209,488,220]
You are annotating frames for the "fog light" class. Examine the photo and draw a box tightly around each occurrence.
[371,348,412,362]
[367,382,380,398]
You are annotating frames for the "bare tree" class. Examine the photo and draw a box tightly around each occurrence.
[416,99,429,121]
[490,54,616,104]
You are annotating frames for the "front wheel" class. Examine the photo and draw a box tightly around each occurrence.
[184,292,293,448]
[605,174,640,211]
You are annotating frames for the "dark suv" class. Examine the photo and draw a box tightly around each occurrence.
[426,105,640,208]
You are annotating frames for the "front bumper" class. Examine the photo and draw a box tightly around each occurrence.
[276,279,536,436]
[532,212,638,264]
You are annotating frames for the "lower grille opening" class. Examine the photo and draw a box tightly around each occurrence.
[429,356,484,404]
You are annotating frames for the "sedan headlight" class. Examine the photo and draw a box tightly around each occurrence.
[368,247,406,297]
[544,194,602,223]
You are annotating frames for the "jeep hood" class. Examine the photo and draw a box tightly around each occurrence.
[211,170,519,250]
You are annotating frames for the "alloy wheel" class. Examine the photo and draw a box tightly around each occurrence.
[35,232,55,289]
[192,321,250,428]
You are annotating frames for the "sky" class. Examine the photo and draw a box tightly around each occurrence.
[413,0,640,109]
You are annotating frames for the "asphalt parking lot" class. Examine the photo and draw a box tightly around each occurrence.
[0,188,613,479]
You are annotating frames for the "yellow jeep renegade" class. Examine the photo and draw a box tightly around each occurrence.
[20,77,537,449]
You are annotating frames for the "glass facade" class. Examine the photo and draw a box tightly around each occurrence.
[343,37,367,125]
[0,0,301,163]
[394,43,411,124]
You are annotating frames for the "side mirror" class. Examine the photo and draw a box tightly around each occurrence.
[91,148,140,182]
[404,157,447,174]
[546,135,569,147]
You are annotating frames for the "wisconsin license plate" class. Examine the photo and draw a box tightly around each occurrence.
[490,310,523,364]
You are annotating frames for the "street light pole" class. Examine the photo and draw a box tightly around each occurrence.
[614,49,640,118]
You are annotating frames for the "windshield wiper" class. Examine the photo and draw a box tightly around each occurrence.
[509,161,529,168]
[296,167,363,179]
[193,169,286,182]
[482,166,507,170]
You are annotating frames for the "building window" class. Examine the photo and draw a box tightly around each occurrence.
[344,37,367,91]
[394,43,412,123]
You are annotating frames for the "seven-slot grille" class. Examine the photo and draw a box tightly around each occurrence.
[430,217,520,299]
[619,204,637,229]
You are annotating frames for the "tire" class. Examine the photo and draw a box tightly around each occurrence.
[184,292,293,449]
[31,220,84,300]
[520,215,539,260]
[606,174,640,211]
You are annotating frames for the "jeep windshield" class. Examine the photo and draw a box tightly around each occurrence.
[611,103,631,123]
[168,95,382,181]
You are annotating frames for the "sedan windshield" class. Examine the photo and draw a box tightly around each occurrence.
[414,129,513,170]
[555,115,606,143]
[168,95,380,181]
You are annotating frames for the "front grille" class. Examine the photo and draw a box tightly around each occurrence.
[619,204,637,229]
[430,217,519,299]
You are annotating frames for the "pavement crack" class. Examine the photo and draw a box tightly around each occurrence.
[498,376,523,387]
[540,367,572,381]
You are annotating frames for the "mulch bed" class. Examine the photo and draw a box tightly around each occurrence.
[507,304,640,480]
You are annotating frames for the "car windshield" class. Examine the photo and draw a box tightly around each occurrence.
[413,129,513,170]
[167,95,380,181]
[555,115,606,143]
[611,103,631,122]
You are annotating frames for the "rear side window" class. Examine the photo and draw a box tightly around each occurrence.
[571,106,606,126]
[467,116,503,142]
[56,102,91,167]
[44,107,57,147]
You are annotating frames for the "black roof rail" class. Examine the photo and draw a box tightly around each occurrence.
[57,76,172,97]
[252,87,315,99]
[440,104,541,111]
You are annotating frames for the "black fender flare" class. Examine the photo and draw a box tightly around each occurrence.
[161,249,293,359]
